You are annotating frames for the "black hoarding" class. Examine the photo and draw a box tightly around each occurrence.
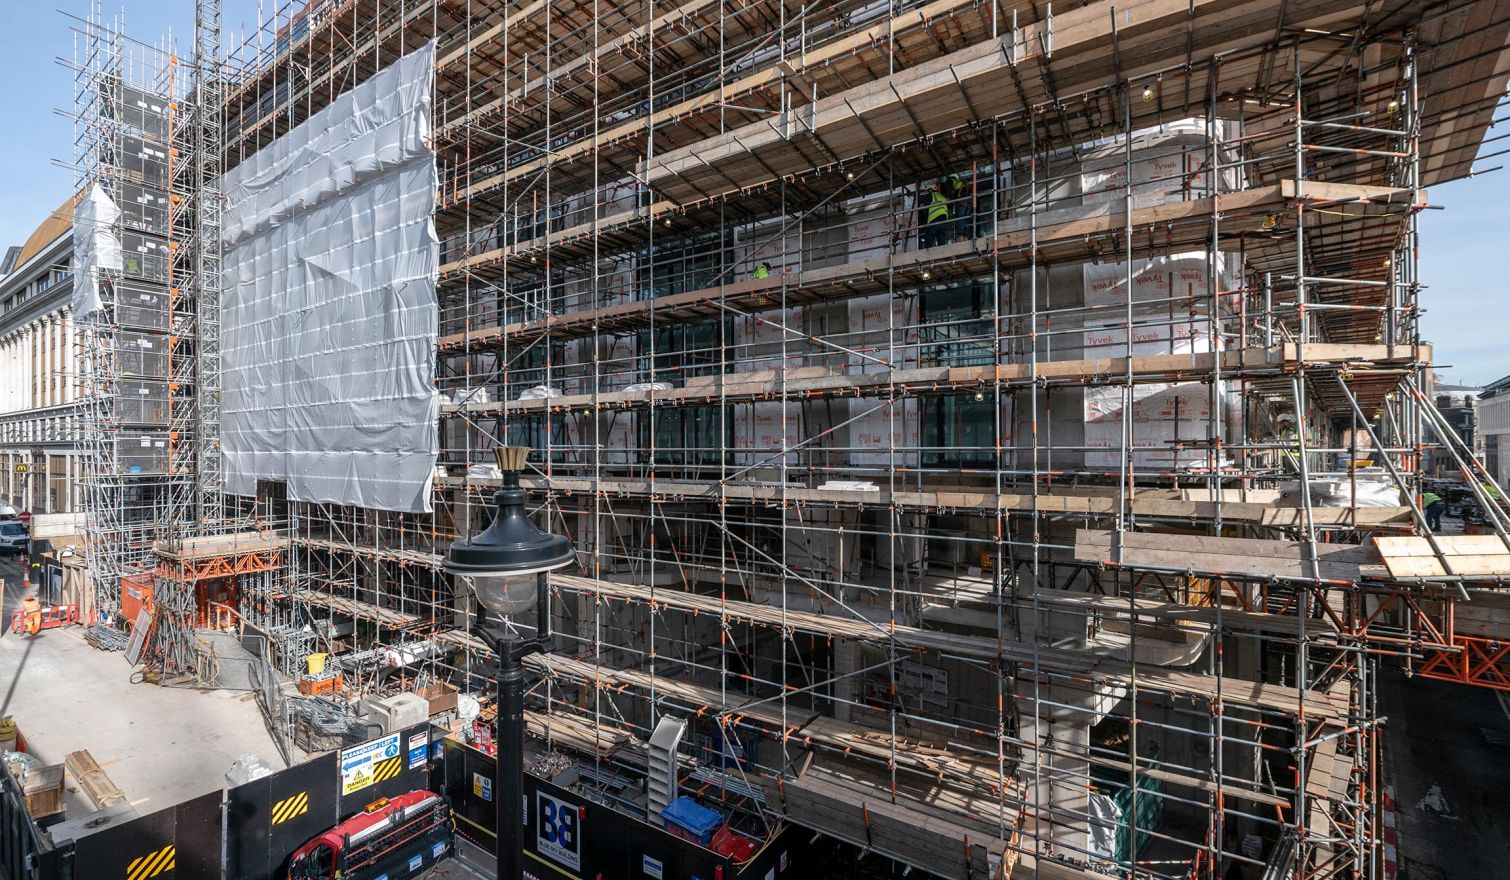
[441,737,809,880]
[227,751,339,880]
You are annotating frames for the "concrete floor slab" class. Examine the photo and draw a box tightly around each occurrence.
[0,556,287,819]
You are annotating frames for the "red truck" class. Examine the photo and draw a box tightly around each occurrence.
[287,790,453,880]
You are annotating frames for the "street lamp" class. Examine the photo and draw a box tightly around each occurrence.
[445,446,574,880]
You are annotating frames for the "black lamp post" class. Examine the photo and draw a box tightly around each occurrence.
[444,446,573,880]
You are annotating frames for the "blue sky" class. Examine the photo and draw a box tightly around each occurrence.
[1,2,1502,385]
[0,0,263,247]
[1416,174,1506,386]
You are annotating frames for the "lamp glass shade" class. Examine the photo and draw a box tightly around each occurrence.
[444,455,573,618]
[462,572,543,617]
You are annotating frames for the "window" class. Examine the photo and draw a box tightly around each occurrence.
[639,405,726,468]
[504,416,569,461]
[310,844,334,878]
[922,394,998,468]
[636,233,729,301]
[288,843,335,880]
[919,279,995,367]
[32,457,46,511]
[501,341,564,396]
[636,319,728,384]
[490,278,547,328]
[48,456,68,514]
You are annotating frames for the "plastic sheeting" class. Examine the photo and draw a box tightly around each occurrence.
[72,184,123,317]
[1294,469,1403,508]
[1087,791,1121,860]
[221,42,439,513]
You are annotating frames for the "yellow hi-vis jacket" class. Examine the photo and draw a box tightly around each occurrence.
[927,189,949,223]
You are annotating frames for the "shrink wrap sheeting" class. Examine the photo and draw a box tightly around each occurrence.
[72,185,123,317]
[221,43,439,512]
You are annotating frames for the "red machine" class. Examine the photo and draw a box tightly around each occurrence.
[120,573,154,623]
[10,601,78,635]
[470,717,496,756]
[287,790,452,880]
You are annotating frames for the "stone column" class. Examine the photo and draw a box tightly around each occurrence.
[62,309,73,404]
[45,316,57,408]
[3,335,12,412]
[29,322,39,410]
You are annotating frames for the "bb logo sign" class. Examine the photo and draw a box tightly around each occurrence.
[536,791,580,871]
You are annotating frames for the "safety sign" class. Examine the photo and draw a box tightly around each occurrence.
[341,732,400,796]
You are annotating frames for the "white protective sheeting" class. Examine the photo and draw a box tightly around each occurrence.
[72,184,124,317]
[1295,469,1403,508]
[1087,792,1121,859]
[221,42,439,513]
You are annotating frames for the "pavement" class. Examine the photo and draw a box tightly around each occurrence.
[0,554,287,818]
[1379,666,1510,880]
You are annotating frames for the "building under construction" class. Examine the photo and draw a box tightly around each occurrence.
[65,0,1510,877]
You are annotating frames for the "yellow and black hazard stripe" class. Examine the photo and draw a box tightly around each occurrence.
[270,791,310,825]
[126,844,175,880]
[373,756,403,784]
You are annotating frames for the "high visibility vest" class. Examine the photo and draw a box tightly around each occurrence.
[1421,492,1442,508]
[927,190,949,223]
[1280,427,1300,468]
[754,265,770,279]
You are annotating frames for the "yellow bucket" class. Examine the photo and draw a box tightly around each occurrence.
[307,653,329,675]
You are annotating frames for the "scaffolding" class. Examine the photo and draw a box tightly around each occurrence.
[73,3,186,621]
[72,0,264,679]
[159,0,1510,877]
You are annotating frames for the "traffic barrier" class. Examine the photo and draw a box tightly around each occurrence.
[9,602,78,634]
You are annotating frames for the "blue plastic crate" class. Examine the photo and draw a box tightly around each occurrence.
[662,796,723,846]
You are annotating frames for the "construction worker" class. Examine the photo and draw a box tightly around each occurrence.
[1422,490,1445,533]
[20,594,41,636]
[950,176,970,241]
[753,261,772,280]
[1275,416,1301,474]
[921,181,950,248]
